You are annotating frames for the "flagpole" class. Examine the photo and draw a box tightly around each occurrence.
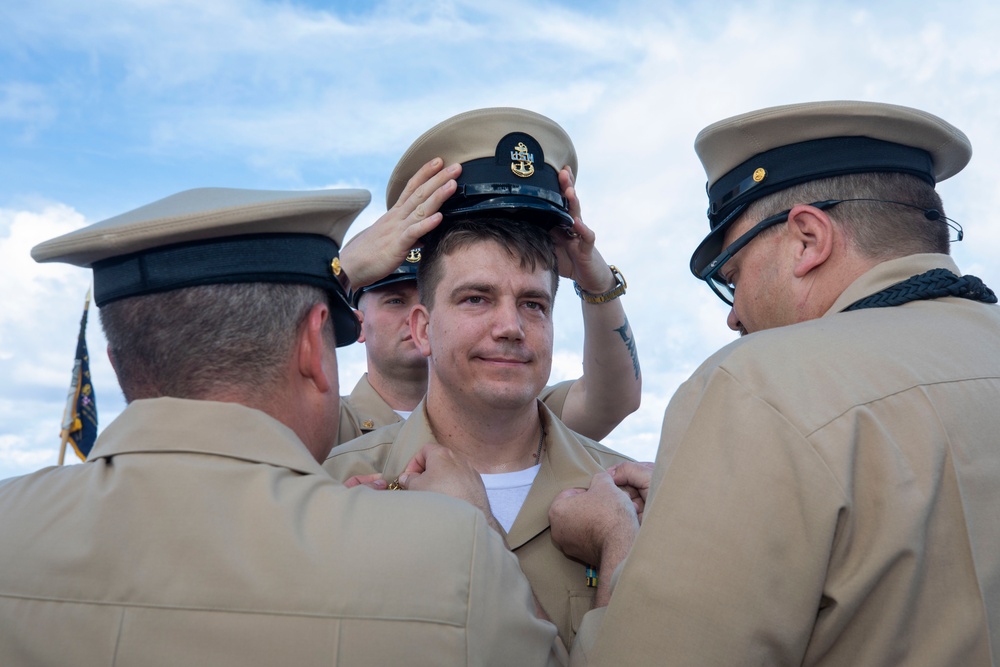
[57,428,71,466]
[58,289,91,465]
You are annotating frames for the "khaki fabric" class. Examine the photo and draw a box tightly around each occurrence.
[0,398,561,667]
[337,373,405,444]
[335,377,575,447]
[324,399,630,646]
[574,254,1000,666]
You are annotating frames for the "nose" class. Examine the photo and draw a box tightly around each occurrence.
[493,299,525,341]
[727,307,743,333]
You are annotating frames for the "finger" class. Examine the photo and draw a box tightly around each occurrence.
[564,185,583,224]
[572,217,595,245]
[611,461,653,488]
[392,157,445,210]
[616,484,641,502]
[398,177,458,244]
[402,443,440,475]
[402,454,427,475]
[344,473,386,489]
[397,471,419,489]
[554,486,587,503]
[396,162,461,221]
[559,165,575,189]
[589,471,616,490]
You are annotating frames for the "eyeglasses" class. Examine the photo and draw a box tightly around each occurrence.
[697,198,965,306]
[698,200,841,305]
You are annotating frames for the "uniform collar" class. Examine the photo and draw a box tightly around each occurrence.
[827,253,962,315]
[375,399,611,546]
[505,404,609,548]
[379,398,439,475]
[90,397,328,477]
[349,373,407,428]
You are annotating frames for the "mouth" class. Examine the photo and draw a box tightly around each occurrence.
[476,354,531,366]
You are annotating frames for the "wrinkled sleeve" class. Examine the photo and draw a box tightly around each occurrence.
[581,366,844,666]
[538,381,573,420]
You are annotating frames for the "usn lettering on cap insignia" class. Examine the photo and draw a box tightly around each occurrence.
[511,141,535,178]
[406,248,421,263]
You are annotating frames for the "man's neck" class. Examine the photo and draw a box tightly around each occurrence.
[424,387,544,475]
[366,367,427,412]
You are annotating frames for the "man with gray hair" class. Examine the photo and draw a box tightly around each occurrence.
[550,101,1000,665]
[0,170,563,665]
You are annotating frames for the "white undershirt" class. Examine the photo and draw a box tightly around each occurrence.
[394,410,412,420]
[480,465,541,533]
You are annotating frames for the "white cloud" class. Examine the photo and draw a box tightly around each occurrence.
[2,0,1000,477]
[0,204,126,478]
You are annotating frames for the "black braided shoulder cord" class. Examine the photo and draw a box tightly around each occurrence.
[845,268,998,312]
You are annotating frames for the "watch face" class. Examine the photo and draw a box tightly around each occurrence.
[575,267,626,303]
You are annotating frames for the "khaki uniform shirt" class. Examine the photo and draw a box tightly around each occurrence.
[0,398,562,667]
[324,400,631,646]
[337,375,574,444]
[574,254,1000,666]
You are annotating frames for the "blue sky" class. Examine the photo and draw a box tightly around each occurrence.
[2,0,999,478]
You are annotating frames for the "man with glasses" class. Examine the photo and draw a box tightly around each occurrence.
[549,101,1000,665]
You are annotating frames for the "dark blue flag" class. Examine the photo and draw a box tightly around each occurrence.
[61,291,98,462]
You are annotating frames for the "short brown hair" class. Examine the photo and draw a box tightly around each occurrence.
[100,283,332,402]
[744,172,950,259]
[417,218,560,309]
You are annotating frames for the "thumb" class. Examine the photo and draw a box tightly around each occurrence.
[553,487,586,503]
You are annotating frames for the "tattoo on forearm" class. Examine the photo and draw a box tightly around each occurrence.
[614,317,640,379]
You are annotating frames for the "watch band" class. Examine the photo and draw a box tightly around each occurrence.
[574,265,627,304]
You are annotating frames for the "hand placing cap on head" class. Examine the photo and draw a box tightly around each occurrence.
[689,100,972,280]
[31,187,372,346]
[349,248,422,308]
[386,107,578,230]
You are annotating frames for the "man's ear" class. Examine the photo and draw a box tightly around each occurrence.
[353,308,366,344]
[787,204,835,278]
[410,304,432,358]
[297,303,334,393]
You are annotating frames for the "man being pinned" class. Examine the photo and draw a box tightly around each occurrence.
[326,108,637,646]
[336,107,640,446]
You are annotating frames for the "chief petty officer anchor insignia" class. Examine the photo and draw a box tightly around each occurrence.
[511,141,535,178]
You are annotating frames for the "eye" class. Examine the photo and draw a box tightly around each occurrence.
[522,300,549,314]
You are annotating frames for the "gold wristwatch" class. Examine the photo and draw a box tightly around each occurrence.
[574,265,627,304]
